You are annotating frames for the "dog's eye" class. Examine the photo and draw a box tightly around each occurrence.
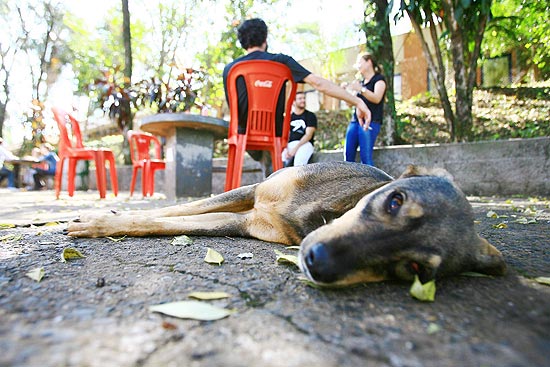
[387,193,403,215]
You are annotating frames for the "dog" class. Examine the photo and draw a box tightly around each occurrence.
[66,161,506,287]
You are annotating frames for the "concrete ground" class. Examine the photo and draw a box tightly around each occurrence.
[0,188,549,367]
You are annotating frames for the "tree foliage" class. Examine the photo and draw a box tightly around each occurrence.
[395,0,492,142]
[484,0,550,80]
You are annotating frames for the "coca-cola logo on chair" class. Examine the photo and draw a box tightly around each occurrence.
[254,80,273,88]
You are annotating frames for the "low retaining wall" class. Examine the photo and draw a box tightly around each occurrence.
[88,137,549,197]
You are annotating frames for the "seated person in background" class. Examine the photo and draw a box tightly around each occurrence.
[282,92,317,167]
[0,137,18,189]
[32,143,59,190]
[23,147,46,189]
[222,18,370,177]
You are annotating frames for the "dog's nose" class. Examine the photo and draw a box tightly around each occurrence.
[304,242,336,283]
[305,242,328,269]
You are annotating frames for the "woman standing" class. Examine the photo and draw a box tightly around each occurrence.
[344,53,386,166]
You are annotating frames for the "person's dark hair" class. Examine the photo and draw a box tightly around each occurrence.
[237,18,268,50]
[360,52,383,74]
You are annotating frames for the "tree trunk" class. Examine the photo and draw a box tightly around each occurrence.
[121,0,133,165]
[371,0,397,146]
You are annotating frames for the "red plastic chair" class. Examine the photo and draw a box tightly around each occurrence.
[127,130,166,197]
[51,107,118,199]
[225,60,297,191]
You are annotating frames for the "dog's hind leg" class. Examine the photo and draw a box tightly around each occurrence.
[67,211,252,238]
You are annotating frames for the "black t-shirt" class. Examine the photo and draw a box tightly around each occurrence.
[354,73,385,124]
[289,110,317,144]
[223,51,311,135]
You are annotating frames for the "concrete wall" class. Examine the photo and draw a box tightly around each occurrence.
[311,137,550,197]
[88,137,550,197]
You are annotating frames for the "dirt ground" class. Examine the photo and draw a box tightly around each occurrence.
[0,189,549,367]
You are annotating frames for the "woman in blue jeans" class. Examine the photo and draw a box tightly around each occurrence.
[345,53,386,166]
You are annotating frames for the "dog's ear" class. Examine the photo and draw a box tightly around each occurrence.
[472,236,507,276]
[399,165,454,181]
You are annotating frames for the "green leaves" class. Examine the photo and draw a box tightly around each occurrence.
[410,275,436,302]
[149,301,232,321]
[60,248,85,262]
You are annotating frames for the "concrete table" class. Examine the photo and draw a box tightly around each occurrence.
[139,113,228,199]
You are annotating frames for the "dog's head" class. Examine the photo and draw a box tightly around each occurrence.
[298,165,506,287]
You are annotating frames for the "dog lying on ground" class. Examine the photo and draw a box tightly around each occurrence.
[67,161,506,287]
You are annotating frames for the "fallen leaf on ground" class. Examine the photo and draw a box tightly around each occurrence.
[26,267,45,282]
[492,222,508,229]
[44,222,59,226]
[204,248,224,265]
[61,247,86,262]
[286,246,301,251]
[0,223,15,229]
[171,235,194,246]
[514,217,537,224]
[460,271,492,278]
[486,210,499,218]
[149,300,231,320]
[534,277,550,286]
[274,249,299,267]
[187,291,231,300]
[106,235,127,242]
[410,275,436,302]
[237,252,253,259]
[0,234,22,242]
[426,323,441,334]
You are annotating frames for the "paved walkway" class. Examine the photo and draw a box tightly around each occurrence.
[1,188,549,367]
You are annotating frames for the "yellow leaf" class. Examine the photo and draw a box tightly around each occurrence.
[26,267,45,282]
[204,248,224,265]
[44,222,59,226]
[426,323,440,334]
[0,223,15,229]
[274,249,299,267]
[61,247,86,262]
[486,210,499,218]
[534,277,550,286]
[171,235,194,246]
[492,222,508,229]
[410,275,436,302]
[187,291,231,300]
[149,300,231,320]
[106,235,127,242]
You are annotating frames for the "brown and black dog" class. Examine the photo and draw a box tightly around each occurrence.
[66,161,506,287]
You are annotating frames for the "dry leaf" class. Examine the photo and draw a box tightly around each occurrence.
[410,275,436,302]
[107,235,127,242]
[204,248,224,265]
[61,247,85,262]
[534,277,550,286]
[274,250,299,267]
[187,291,231,300]
[171,235,194,246]
[492,222,508,229]
[26,267,45,282]
[149,300,231,320]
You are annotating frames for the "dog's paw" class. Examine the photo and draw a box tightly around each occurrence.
[66,212,136,238]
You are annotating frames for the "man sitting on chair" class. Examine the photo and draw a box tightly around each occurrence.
[282,91,317,167]
[222,18,371,177]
